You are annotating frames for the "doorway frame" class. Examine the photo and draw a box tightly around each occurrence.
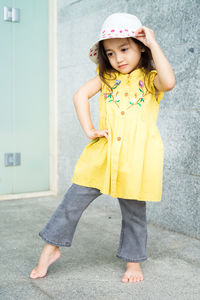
[0,0,58,201]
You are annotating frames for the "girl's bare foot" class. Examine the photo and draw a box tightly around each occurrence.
[30,243,61,279]
[121,262,144,283]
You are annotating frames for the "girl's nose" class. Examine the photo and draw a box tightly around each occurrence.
[116,53,124,63]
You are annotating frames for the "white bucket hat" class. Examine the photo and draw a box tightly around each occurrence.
[89,13,143,64]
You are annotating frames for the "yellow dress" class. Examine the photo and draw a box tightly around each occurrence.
[72,66,164,202]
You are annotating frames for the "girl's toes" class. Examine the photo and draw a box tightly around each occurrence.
[122,277,128,283]
[30,271,38,279]
[129,276,134,282]
[139,274,144,280]
[121,273,129,283]
[139,276,144,281]
[31,272,45,279]
[30,269,37,278]
[30,268,45,279]
[131,276,138,283]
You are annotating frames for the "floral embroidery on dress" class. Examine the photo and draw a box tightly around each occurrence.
[139,80,144,87]
[104,79,147,109]
[129,80,145,107]
[104,80,121,103]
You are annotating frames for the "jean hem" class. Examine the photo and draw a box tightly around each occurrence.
[116,253,147,262]
[39,232,71,247]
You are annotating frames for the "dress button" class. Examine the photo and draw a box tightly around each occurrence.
[125,92,129,96]
[117,137,121,141]
[121,111,125,115]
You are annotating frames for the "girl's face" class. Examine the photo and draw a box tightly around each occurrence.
[103,38,143,74]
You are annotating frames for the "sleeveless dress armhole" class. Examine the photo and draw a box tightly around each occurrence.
[96,64,99,75]
[96,64,106,92]
[96,64,102,89]
[145,70,164,104]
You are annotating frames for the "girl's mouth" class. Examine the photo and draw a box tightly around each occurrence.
[119,64,128,68]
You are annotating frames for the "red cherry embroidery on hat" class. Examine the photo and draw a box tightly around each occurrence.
[120,30,123,33]
[94,53,97,56]
[90,54,92,56]
[102,30,105,33]
[111,29,115,32]
[125,29,128,31]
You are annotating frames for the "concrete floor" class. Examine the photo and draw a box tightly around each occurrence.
[0,195,200,300]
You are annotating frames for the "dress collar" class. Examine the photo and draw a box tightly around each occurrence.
[118,67,145,79]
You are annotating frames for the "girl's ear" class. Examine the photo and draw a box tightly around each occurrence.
[141,47,145,52]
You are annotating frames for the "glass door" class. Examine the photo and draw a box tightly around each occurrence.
[0,0,49,194]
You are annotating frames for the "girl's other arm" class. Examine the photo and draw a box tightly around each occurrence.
[73,75,109,140]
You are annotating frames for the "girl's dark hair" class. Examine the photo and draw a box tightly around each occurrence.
[97,38,155,92]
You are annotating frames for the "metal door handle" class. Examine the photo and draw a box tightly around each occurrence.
[4,6,20,22]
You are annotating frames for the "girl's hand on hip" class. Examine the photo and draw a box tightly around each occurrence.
[134,26,158,49]
[87,129,109,140]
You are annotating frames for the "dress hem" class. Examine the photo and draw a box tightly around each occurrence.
[71,177,162,202]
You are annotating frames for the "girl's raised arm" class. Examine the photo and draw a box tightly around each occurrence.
[73,76,109,140]
[135,26,176,92]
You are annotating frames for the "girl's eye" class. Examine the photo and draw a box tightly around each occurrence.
[107,53,113,57]
[121,48,128,52]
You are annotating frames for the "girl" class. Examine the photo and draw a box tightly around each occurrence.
[30,13,175,283]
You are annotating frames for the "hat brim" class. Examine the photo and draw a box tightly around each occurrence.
[89,33,142,64]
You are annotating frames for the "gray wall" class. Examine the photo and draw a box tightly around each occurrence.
[57,0,200,239]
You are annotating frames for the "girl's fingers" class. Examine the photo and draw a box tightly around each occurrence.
[135,26,145,35]
[93,132,98,138]
[135,33,145,37]
[104,129,109,140]
[90,129,108,139]
[99,129,108,139]
[134,29,146,42]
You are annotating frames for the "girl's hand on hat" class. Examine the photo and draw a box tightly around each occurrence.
[87,128,109,140]
[134,26,157,49]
